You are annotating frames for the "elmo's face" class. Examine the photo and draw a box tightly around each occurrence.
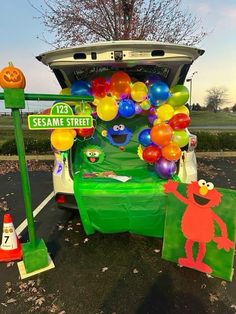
[187,179,222,208]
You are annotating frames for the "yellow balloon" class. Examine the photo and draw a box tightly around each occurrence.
[59,88,75,105]
[51,129,74,151]
[97,96,118,121]
[66,101,79,106]
[174,105,190,116]
[131,82,148,102]
[153,118,162,125]
[156,104,174,121]
[59,88,71,95]
[93,98,101,107]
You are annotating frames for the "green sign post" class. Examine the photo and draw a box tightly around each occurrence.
[0,89,93,274]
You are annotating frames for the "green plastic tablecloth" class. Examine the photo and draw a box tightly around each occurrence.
[72,115,178,236]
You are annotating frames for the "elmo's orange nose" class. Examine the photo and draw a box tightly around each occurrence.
[199,186,208,195]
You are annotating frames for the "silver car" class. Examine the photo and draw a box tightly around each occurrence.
[37,40,203,209]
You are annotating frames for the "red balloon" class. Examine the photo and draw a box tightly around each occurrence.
[110,71,131,99]
[168,113,191,130]
[91,77,110,98]
[76,127,94,138]
[150,123,173,147]
[142,146,161,163]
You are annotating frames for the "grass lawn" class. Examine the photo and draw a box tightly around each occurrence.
[0,115,28,127]
[190,111,236,126]
[1,111,236,128]
[0,129,49,146]
[0,116,49,146]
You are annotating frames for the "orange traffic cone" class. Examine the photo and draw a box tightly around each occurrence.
[0,214,22,262]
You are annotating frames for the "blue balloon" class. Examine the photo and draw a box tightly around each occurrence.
[118,99,135,118]
[138,129,153,147]
[148,81,170,102]
[148,94,161,107]
[71,80,92,96]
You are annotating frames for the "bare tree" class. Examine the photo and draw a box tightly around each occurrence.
[31,0,207,48]
[205,87,228,113]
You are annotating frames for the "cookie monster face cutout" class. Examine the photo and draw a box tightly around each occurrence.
[82,145,105,164]
[107,124,132,147]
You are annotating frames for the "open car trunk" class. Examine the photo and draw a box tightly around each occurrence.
[72,115,179,236]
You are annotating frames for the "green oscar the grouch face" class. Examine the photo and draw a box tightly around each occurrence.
[82,145,105,164]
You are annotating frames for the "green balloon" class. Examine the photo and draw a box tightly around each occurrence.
[75,102,92,115]
[172,130,189,148]
[167,85,189,107]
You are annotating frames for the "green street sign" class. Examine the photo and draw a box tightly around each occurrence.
[28,102,93,130]
[28,115,93,130]
[50,102,74,115]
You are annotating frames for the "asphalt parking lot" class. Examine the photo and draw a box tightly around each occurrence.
[0,157,235,314]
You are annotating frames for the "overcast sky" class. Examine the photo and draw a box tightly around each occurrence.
[0,0,235,112]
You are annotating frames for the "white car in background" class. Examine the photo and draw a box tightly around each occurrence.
[36,40,203,208]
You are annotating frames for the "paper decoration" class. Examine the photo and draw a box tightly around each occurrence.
[162,180,236,281]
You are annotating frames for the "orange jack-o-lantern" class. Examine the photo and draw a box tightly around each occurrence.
[0,62,26,89]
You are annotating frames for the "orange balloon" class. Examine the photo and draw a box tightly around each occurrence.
[150,123,173,147]
[110,71,131,99]
[69,129,77,138]
[161,142,181,161]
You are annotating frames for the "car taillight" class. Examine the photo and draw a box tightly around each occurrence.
[55,194,66,204]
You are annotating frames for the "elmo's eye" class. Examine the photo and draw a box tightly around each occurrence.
[206,182,214,190]
[113,125,119,131]
[119,124,125,131]
[198,179,206,187]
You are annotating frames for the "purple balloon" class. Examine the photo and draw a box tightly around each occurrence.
[148,114,156,124]
[154,157,177,179]
[135,103,142,114]
[145,73,161,86]
[149,107,156,115]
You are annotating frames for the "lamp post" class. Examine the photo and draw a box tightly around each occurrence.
[186,71,198,110]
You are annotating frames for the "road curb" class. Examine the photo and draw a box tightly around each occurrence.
[0,155,54,161]
[0,152,236,161]
[196,151,236,157]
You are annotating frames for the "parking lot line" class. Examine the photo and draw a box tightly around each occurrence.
[16,191,54,236]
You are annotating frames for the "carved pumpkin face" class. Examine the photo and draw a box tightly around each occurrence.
[0,62,26,89]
